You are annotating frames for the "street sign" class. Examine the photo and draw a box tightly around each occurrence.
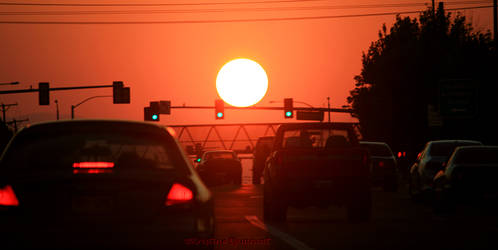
[296,111,324,121]
[439,79,477,118]
[160,100,171,114]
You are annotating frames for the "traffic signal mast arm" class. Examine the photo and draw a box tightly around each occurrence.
[0,84,112,95]
[167,105,353,113]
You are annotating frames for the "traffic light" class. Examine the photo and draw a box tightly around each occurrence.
[144,106,160,122]
[150,101,160,121]
[215,99,224,119]
[284,98,293,118]
[38,82,49,105]
[113,81,130,104]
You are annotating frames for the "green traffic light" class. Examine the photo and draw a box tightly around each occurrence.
[217,112,223,118]
[196,158,201,162]
[285,111,293,117]
[152,114,158,120]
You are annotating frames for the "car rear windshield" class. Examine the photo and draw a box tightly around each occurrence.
[1,127,188,173]
[361,143,393,157]
[282,128,351,149]
[429,142,481,157]
[453,148,498,165]
[206,152,236,160]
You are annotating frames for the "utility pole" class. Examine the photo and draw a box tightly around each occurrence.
[327,97,331,123]
[7,118,29,133]
[494,0,497,44]
[55,100,59,120]
[1,103,18,123]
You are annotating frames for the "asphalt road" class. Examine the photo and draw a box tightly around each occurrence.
[207,159,498,250]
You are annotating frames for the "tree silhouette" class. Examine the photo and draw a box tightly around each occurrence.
[348,4,497,153]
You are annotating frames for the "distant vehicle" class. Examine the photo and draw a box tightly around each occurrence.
[252,136,274,184]
[433,146,498,212]
[197,150,242,186]
[263,123,371,222]
[360,141,399,192]
[409,139,482,199]
[0,120,214,249]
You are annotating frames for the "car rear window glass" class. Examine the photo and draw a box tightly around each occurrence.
[361,143,393,157]
[429,142,481,157]
[454,148,498,164]
[283,128,350,149]
[1,129,186,172]
[205,152,236,160]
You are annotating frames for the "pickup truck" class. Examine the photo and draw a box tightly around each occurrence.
[263,122,372,222]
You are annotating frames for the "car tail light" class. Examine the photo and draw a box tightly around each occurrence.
[397,152,402,158]
[0,185,19,206]
[378,161,385,167]
[165,183,193,206]
[73,162,115,169]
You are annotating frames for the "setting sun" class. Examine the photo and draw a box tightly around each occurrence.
[216,58,268,107]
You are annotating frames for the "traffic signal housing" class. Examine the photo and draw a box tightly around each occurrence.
[38,82,50,105]
[284,98,294,118]
[215,99,224,119]
[113,81,130,104]
[150,101,160,121]
[144,106,160,122]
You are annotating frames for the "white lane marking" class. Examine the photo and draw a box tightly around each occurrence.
[244,215,315,250]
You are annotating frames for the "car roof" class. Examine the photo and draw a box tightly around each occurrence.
[19,119,169,134]
[359,141,389,146]
[428,139,482,145]
[454,145,498,151]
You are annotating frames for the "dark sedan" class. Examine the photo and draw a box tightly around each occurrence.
[360,141,399,192]
[433,145,498,212]
[196,150,242,186]
[409,139,482,200]
[0,120,214,250]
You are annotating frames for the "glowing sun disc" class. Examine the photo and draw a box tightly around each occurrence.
[216,58,268,107]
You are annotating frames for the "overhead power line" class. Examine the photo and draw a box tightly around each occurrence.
[0,0,326,7]
[0,5,492,24]
[0,1,492,16]
[0,0,491,7]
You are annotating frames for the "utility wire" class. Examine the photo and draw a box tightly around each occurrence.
[0,1,491,16]
[0,0,491,7]
[0,0,327,7]
[0,5,492,24]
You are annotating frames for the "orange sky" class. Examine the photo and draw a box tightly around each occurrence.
[0,0,494,126]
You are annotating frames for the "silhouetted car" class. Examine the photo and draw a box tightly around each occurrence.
[197,150,242,186]
[263,123,371,222]
[409,139,482,200]
[0,120,214,250]
[360,141,399,191]
[252,136,274,184]
[433,145,498,212]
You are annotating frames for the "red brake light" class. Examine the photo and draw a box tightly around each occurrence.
[378,161,385,167]
[165,183,193,206]
[402,151,406,157]
[397,152,402,158]
[73,162,114,169]
[0,185,19,206]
